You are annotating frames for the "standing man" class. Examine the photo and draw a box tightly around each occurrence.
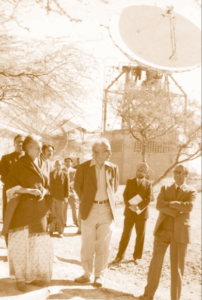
[63,157,78,227]
[111,162,152,265]
[36,143,54,184]
[139,164,197,300]
[0,134,24,220]
[73,157,82,234]
[49,160,69,238]
[74,138,119,287]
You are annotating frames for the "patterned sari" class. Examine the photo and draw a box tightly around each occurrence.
[2,154,53,283]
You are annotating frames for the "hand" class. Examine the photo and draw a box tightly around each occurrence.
[29,189,42,197]
[129,205,138,212]
[70,182,74,188]
[64,197,68,203]
[170,201,180,205]
[38,188,48,202]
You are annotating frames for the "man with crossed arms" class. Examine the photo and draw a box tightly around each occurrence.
[74,138,119,287]
[139,164,197,300]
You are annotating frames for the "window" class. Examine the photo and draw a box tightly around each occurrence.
[111,140,123,152]
[134,141,172,153]
[134,142,142,152]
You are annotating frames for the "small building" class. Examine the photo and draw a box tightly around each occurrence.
[104,130,176,184]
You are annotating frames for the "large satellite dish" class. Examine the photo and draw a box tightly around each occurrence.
[110,5,201,73]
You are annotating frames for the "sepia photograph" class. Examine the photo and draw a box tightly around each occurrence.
[0,0,201,299]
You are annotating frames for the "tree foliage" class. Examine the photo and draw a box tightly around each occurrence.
[0,37,97,136]
[0,1,98,138]
[110,83,201,185]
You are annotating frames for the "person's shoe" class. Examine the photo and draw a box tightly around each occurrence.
[74,222,79,227]
[74,275,91,284]
[58,233,63,238]
[138,294,154,300]
[134,259,141,265]
[94,277,103,287]
[76,229,81,235]
[31,280,48,287]
[110,257,122,265]
[17,281,26,292]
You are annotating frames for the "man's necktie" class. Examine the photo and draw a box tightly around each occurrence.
[176,186,180,199]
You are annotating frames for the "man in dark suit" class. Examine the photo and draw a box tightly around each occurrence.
[139,164,197,300]
[49,159,69,238]
[111,162,152,265]
[74,138,119,287]
[63,157,78,228]
[0,134,24,220]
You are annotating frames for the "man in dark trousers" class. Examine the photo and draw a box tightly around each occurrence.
[63,157,78,227]
[111,162,152,265]
[0,134,24,221]
[138,164,197,300]
[73,157,82,233]
[49,159,69,238]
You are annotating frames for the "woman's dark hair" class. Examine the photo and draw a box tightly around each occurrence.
[22,135,41,152]
[42,144,54,152]
[14,134,24,142]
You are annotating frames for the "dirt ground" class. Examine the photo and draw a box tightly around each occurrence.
[0,183,201,300]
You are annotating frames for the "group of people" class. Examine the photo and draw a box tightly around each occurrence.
[0,134,197,300]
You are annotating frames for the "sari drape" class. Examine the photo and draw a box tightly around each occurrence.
[2,153,53,283]
[2,153,51,234]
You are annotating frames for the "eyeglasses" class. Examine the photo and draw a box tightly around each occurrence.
[173,171,185,176]
[94,150,111,155]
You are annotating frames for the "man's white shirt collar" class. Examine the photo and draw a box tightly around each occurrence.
[90,158,111,168]
[175,182,185,189]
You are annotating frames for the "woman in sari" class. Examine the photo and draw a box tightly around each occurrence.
[2,135,53,292]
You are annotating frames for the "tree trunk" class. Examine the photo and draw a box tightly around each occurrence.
[142,143,147,162]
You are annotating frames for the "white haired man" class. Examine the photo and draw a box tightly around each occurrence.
[74,138,119,287]
[111,162,153,265]
[139,164,197,300]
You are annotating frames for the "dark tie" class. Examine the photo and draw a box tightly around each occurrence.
[176,186,180,199]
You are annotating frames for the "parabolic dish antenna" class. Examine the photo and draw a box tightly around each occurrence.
[110,5,201,73]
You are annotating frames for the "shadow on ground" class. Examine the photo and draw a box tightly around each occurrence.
[0,278,138,299]
[56,256,81,266]
[47,286,137,300]
[0,278,44,297]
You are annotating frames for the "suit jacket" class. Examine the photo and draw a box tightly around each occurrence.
[74,159,119,220]
[154,183,197,244]
[0,152,23,186]
[123,178,152,220]
[50,170,69,201]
